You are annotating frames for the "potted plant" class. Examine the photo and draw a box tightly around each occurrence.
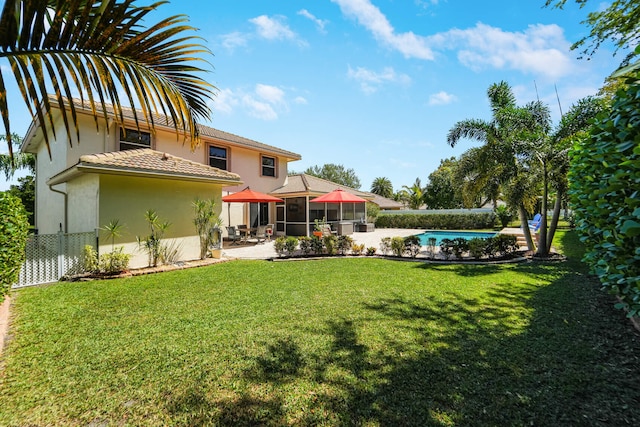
[313,217,326,238]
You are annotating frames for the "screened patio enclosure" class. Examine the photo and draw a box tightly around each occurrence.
[276,197,367,236]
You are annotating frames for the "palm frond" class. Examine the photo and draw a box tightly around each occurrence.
[0,0,215,158]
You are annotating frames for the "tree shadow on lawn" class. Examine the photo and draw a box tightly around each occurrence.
[199,272,639,426]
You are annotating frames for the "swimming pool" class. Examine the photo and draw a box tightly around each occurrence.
[415,230,497,246]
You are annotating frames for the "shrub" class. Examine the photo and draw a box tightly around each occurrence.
[439,239,454,260]
[337,235,353,255]
[379,237,392,255]
[468,238,487,259]
[284,236,298,256]
[310,236,324,255]
[375,212,496,229]
[491,234,518,257]
[569,75,640,317]
[99,247,131,274]
[451,237,470,259]
[391,237,405,257]
[425,237,438,259]
[298,236,313,255]
[137,209,171,267]
[82,245,99,273]
[494,205,513,228]
[323,235,338,255]
[403,235,421,258]
[0,193,29,297]
[193,198,222,259]
[365,246,377,256]
[274,236,287,257]
[351,243,365,256]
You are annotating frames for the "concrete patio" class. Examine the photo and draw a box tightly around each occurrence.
[221,228,424,260]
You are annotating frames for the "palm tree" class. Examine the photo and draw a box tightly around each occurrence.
[524,96,607,256]
[448,81,541,251]
[370,177,393,198]
[0,0,214,160]
[0,134,34,180]
[402,178,425,210]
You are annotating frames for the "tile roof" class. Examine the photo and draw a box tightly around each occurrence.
[271,174,373,199]
[49,149,242,185]
[43,96,302,160]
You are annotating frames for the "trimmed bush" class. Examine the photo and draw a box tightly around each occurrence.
[375,212,496,230]
[274,236,287,257]
[379,237,392,255]
[391,237,405,257]
[298,236,313,255]
[403,235,421,258]
[284,236,298,256]
[0,193,29,296]
[337,235,354,255]
[569,76,640,317]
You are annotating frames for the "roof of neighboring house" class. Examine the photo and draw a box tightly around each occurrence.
[367,193,404,210]
[271,174,374,200]
[23,96,302,161]
[47,148,242,186]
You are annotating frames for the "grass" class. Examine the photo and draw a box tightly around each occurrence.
[1,230,639,426]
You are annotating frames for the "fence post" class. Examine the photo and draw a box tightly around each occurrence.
[57,230,64,280]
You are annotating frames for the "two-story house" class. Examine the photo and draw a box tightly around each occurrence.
[20,97,301,268]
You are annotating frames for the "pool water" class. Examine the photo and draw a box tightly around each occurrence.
[416,230,497,246]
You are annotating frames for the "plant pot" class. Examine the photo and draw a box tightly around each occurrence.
[313,231,323,238]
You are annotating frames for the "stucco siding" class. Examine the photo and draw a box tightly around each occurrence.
[67,174,100,233]
[98,174,224,269]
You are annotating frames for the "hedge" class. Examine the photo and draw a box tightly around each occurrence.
[375,212,496,230]
[0,193,29,297]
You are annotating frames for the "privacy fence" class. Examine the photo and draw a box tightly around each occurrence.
[14,231,97,289]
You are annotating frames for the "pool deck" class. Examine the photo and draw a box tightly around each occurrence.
[220,227,525,260]
[221,228,423,260]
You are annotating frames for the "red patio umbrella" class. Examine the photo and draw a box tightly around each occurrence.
[309,189,367,203]
[222,187,283,203]
[222,187,283,226]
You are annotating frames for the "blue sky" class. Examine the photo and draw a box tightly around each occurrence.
[1,0,619,192]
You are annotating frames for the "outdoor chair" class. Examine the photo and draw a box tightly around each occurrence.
[265,224,274,241]
[255,225,267,244]
[527,213,542,233]
[321,224,337,237]
[226,226,241,245]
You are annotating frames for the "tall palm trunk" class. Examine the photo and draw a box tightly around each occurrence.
[537,164,549,255]
[546,195,562,254]
[518,205,535,251]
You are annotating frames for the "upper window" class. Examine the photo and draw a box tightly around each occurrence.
[262,155,276,177]
[119,128,151,151]
[209,145,228,170]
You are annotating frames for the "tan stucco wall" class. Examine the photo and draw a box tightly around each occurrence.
[67,174,100,233]
[98,174,224,269]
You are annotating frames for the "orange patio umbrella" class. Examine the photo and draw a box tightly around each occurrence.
[222,187,283,226]
[309,189,367,203]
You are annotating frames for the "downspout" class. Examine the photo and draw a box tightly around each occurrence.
[48,184,68,233]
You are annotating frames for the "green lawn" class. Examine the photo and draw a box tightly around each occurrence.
[1,230,639,426]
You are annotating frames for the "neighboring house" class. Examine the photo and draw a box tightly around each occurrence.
[20,97,301,268]
[270,174,376,236]
[367,193,404,211]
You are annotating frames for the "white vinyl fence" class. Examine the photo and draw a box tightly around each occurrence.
[14,231,98,288]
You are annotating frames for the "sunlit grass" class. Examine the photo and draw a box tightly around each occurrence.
[1,230,638,426]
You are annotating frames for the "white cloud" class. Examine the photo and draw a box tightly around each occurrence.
[242,95,278,121]
[431,23,574,80]
[219,31,248,51]
[347,65,411,94]
[255,84,286,105]
[249,15,308,47]
[210,88,238,114]
[211,84,298,120]
[331,0,434,59]
[298,9,329,33]
[294,96,308,105]
[428,91,457,106]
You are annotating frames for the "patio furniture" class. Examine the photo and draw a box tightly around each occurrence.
[265,224,274,241]
[237,224,250,243]
[255,225,267,244]
[226,226,241,245]
[528,213,542,233]
[356,222,375,232]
